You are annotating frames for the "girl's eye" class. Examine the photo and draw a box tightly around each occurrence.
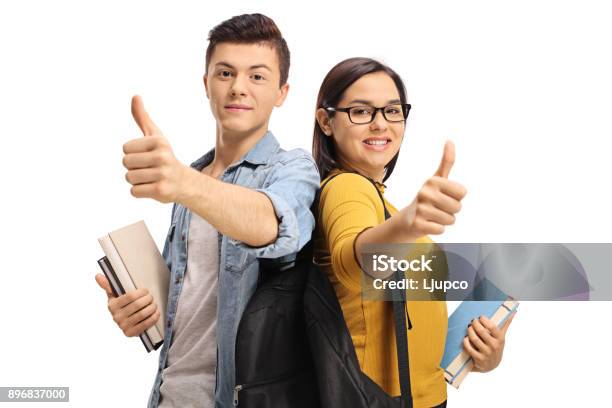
[351,107,373,116]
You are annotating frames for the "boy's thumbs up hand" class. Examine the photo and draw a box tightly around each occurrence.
[131,95,162,137]
[398,140,467,239]
[122,95,191,203]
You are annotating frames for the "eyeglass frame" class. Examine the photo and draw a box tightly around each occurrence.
[324,103,411,124]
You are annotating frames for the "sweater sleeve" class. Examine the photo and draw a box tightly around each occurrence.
[318,173,387,293]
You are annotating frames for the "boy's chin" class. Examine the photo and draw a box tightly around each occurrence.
[219,119,260,136]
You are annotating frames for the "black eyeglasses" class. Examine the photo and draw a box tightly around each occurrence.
[325,103,411,124]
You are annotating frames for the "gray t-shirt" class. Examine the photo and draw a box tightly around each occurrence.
[159,212,218,407]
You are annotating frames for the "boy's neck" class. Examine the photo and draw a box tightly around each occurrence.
[204,123,270,178]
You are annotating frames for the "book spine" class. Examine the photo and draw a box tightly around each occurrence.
[97,257,123,297]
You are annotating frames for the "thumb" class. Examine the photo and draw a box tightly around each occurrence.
[95,273,114,298]
[434,140,456,178]
[131,95,161,136]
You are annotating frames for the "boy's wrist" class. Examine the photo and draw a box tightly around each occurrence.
[176,165,209,207]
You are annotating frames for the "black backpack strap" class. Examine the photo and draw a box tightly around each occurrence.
[321,171,413,407]
[391,272,412,407]
[315,172,346,210]
[366,179,413,408]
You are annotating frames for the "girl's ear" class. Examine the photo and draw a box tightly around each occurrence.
[316,108,333,136]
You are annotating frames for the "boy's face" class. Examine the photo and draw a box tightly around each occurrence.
[204,42,289,138]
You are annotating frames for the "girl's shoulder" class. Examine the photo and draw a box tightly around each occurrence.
[318,170,389,221]
[321,170,383,196]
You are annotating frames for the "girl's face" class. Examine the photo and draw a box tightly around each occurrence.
[317,71,405,181]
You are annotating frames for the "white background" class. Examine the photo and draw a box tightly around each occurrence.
[1,0,611,406]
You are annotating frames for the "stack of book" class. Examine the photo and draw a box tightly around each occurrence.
[97,220,169,352]
[441,296,519,388]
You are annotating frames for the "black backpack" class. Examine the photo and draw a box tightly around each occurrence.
[234,172,414,408]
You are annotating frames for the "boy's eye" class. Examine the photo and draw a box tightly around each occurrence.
[218,70,232,78]
[252,74,264,81]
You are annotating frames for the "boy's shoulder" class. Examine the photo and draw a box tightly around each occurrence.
[243,143,319,189]
[269,146,316,167]
[244,131,316,170]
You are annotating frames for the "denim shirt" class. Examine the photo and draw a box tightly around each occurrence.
[147,131,320,408]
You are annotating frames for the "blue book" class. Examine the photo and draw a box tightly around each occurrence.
[441,297,518,388]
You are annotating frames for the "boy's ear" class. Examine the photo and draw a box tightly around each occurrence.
[316,108,333,136]
[274,83,290,107]
[203,74,210,99]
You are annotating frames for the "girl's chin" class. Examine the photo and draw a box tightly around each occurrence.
[351,160,390,177]
[341,151,397,175]
[364,153,396,166]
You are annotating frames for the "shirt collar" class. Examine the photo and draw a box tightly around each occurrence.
[190,130,279,171]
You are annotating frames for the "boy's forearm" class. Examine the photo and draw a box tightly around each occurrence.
[177,167,279,247]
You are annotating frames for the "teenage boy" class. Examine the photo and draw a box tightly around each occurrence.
[95,14,319,407]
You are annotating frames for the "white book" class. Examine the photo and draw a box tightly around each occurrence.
[98,220,169,352]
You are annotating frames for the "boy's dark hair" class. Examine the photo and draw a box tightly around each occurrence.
[205,13,290,87]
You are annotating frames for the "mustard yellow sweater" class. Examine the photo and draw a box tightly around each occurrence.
[313,171,447,408]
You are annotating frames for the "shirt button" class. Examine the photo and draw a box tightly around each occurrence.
[181,233,185,241]
[175,277,181,285]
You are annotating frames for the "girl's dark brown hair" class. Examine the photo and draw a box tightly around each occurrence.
[205,13,290,87]
[312,57,408,182]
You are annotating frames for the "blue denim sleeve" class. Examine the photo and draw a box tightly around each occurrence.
[161,203,177,271]
[235,152,320,259]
